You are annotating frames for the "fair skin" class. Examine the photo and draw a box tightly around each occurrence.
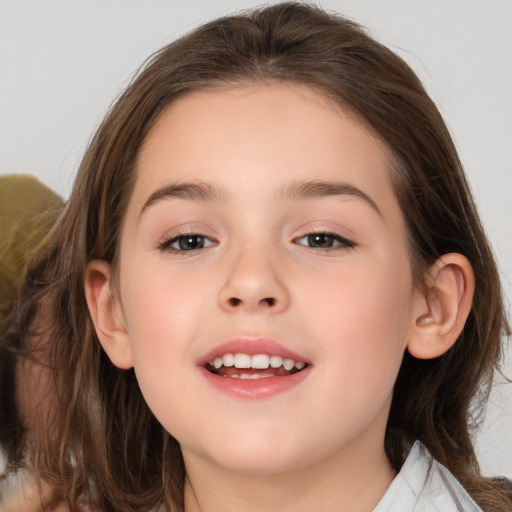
[85,83,474,511]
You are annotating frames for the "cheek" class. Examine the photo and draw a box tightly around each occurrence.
[117,262,204,384]
[121,259,208,341]
[117,257,229,411]
[117,266,205,431]
[302,254,414,388]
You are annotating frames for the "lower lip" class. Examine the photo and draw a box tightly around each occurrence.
[198,366,311,399]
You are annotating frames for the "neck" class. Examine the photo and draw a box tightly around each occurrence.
[183,437,395,512]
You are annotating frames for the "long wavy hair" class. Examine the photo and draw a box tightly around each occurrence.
[6,3,511,511]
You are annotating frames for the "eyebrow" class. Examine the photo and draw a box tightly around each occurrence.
[140,181,228,214]
[280,179,381,216]
[140,178,381,217]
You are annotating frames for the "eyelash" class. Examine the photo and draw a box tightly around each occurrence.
[158,231,356,254]
[158,233,215,253]
[293,231,356,252]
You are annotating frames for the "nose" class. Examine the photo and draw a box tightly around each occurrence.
[218,247,291,314]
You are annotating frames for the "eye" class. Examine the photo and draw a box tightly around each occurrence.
[159,234,215,252]
[295,232,355,250]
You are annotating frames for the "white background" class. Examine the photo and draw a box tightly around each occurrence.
[1,0,511,477]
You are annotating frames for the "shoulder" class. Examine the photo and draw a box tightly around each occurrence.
[373,442,483,512]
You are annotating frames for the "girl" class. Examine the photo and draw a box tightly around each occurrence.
[3,2,511,511]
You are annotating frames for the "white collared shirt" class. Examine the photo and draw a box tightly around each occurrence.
[373,441,482,511]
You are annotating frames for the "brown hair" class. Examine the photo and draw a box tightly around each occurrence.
[8,3,510,511]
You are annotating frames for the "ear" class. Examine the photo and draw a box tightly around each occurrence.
[84,259,133,369]
[407,253,475,359]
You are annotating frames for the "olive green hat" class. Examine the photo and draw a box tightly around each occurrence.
[0,175,64,311]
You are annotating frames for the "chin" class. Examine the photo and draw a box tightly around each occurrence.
[187,430,319,476]
[214,450,307,476]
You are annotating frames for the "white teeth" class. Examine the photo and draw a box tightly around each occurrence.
[283,358,294,371]
[208,353,306,372]
[234,353,252,368]
[251,354,270,369]
[239,373,271,380]
[223,353,235,367]
[269,355,284,368]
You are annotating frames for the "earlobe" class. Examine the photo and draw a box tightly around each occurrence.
[84,259,134,369]
[407,253,475,360]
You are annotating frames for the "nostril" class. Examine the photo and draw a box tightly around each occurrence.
[226,297,276,308]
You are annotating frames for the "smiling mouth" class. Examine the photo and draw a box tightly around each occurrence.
[205,353,308,379]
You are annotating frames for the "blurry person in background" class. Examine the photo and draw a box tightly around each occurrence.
[0,174,65,510]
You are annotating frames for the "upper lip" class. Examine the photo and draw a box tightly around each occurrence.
[198,337,310,367]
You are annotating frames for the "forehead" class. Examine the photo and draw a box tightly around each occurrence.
[128,82,398,219]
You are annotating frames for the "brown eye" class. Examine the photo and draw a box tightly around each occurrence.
[160,234,215,252]
[307,234,335,248]
[176,235,206,250]
[295,232,355,250]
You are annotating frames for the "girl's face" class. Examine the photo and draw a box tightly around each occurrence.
[116,83,419,475]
